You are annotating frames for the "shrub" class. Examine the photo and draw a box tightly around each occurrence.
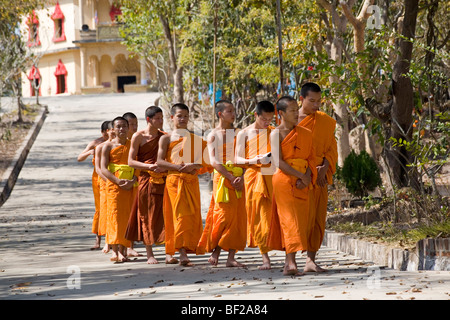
[340,150,382,198]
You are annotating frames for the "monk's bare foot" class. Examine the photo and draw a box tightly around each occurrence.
[147,257,159,264]
[178,248,193,266]
[110,255,118,262]
[90,242,100,250]
[283,259,303,276]
[258,262,271,270]
[165,255,179,264]
[127,248,142,257]
[117,252,129,263]
[304,259,327,273]
[208,255,219,266]
[102,244,110,254]
[226,259,246,268]
[283,266,303,276]
[258,253,271,270]
[90,235,101,250]
[208,248,221,266]
[180,259,194,267]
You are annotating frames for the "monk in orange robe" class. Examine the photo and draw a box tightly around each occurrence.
[267,96,317,276]
[198,100,247,268]
[157,103,210,266]
[101,116,138,263]
[298,82,338,272]
[235,100,275,270]
[121,112,141,258]
[125,106,169,264]
[94,121,115,253]
[77,121,109,250]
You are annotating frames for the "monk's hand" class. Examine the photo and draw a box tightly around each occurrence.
[148,163,165,173]
[118,179,134,190]
[316,164,328,187]
[300,167,312,186]
[255,153,271,165]
[296,178,307,190]
[232,176,244,191]
[179,163,201,174]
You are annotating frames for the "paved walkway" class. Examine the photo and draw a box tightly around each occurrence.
[0,93,448,303]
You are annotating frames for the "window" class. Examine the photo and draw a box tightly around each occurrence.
[109,4,122,23]
[27,66,41,96]
[51,2,66,42]
[54,60,68,94]
[26,11,40,47]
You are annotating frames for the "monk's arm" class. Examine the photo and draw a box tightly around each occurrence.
[235,131,247,165]
[77,140,95,162]
[100,143,120,185]
[127,133,151,170]
[270,130,309,180]
[94,144,107,181]
[235,130,269,165]
[207,133,235,182]
[324,136,338,177]
[156,135,182,171]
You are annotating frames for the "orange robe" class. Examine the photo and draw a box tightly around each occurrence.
[267,126,317,254]
[198,139,247,253]
[105,140,135,247]
[244,127,274,254]
[298,111,338,252]
[163,133,210,256]
[91,156,101,234]
[126,131,165,245]
[97,176,107,236]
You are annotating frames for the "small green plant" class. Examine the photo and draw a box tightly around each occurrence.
[340,150,382,198]
[1,128,11,141]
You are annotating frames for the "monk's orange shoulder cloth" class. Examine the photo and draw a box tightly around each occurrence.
[298,111,337,184]
[298,111,338,252]
[163,133,211,256]
[267,125,317,254]
[243,127,274,254]
[105,140,134,248]
[198,138,247,254]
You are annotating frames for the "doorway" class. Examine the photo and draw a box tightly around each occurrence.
[56,74,66,94]
[117,76,136,93]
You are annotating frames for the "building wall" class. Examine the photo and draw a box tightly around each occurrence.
[24,50,79,96]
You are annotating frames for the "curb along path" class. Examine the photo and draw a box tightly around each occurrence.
[0,105,48,207]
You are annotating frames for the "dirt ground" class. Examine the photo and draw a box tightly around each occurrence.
[0,107,38,178]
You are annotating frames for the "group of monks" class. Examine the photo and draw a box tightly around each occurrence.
[77,82,338,276]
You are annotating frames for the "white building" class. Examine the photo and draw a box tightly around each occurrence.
[21,0,156,97]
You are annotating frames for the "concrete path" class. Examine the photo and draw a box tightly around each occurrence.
[0,93,448,303]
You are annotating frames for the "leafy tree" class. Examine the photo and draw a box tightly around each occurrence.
[0,0,43,122]
[120,0,190,105]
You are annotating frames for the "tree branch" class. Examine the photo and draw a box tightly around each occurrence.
[339,1,359,28]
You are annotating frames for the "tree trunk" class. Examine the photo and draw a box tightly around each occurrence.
[318,0,351,167]
[159,14,184,104]
[275,0,284,95]
[11,79,23,123]
[387,0,419,189]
